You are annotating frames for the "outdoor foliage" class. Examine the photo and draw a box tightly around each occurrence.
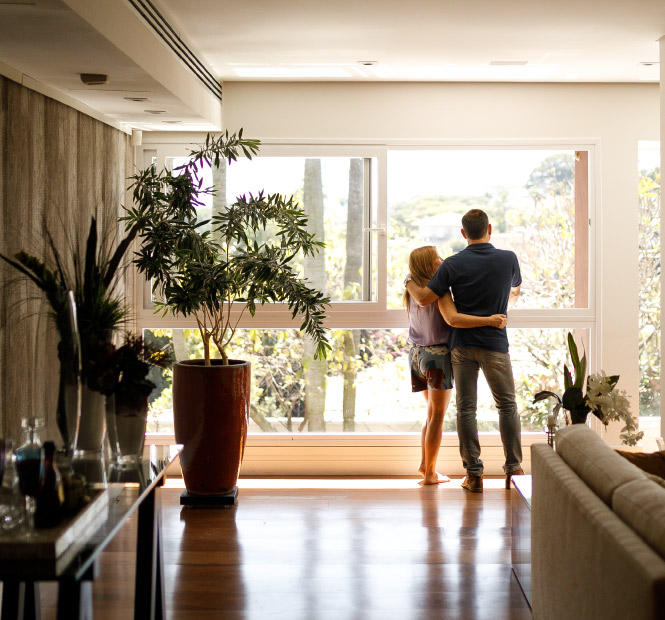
[638,167,661,416]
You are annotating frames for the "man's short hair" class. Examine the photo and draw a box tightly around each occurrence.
[461,209,489,240]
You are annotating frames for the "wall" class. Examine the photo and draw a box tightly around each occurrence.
[220,80,660,446]
[0,76,133,444]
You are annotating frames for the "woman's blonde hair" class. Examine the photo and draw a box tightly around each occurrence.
[403,245,440,312]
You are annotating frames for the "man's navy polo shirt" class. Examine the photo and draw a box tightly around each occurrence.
[427,243,522,352]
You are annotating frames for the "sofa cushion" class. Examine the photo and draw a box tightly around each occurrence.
[645,472,665,489]
[555,425,646,505]
[613,478,665,561]
[531,444,665,620]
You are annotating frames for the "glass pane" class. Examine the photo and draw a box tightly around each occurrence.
[638,141,661,449]
[168,155,374,303]
[144,327,582,435]
[387,150,584,310]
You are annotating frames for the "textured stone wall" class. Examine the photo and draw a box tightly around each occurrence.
[0,76,133,444]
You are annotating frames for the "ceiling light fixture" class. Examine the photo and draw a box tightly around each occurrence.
[489,61,528,66]
[144,109,166,114]
[80,73,109,86]
[357,60,378,66]
[124,96,149,102]
[639,61,659,66]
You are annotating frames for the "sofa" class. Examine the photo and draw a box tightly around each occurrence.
[530,425,665,620]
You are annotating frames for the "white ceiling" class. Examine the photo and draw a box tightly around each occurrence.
[161,0,665,83]
[0,0,663,132]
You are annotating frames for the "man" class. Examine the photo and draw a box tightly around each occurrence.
[406,209,522,492]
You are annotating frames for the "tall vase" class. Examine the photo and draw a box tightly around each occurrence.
[56,291,82,455]
[114,400,149,465]
[74,386,106,458]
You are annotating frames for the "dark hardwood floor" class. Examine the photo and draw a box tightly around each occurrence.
[37,477,532,619]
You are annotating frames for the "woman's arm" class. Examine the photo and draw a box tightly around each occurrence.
[438,294,507,329]
[405,280,438,307]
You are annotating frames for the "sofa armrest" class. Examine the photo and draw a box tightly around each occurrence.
[531,444,665,620]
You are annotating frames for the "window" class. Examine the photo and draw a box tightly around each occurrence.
[163,155,379,304]
[144,326,585,435]
[638,140,661,448]
[138,141,594,442]
[386,149,589,310]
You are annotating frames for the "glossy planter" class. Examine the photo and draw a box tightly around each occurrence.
[173,359,250,495]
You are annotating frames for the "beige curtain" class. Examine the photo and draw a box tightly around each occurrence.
[0,76,134,444]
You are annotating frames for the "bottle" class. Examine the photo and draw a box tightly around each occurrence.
[16,417,43,496]
[35,441,65,528]
[0,439,25,531]
[16,417,44,534]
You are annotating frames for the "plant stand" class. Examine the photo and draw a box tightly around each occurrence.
[180,488,238,507]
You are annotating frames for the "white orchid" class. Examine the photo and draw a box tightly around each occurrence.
[586,372,643,446]
[534,334,644,447]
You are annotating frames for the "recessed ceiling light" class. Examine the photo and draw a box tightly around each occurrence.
[144,109,166,114]
[489,61,528,66]
[233,67,351,78]
[357,60,378,66]
[80,73,108,86]
[163,120,182,124]
[639,61,659,66]
[124,96,148,102]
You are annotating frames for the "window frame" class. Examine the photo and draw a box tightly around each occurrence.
[136,136,599,472]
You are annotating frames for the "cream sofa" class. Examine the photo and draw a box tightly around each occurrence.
[531,425,665,620]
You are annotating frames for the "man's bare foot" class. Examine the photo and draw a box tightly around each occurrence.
[423,472,451,485]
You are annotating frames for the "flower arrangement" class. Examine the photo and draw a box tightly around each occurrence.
[533,332,643,446]
[86,334,172,413]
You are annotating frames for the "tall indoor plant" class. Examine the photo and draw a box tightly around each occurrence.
[123,129,330,500]
[0,216,138,455]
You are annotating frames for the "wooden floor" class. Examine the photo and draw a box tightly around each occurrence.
[36,477,532,620]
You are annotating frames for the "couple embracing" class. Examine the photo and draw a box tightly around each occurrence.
[404,209,523,491]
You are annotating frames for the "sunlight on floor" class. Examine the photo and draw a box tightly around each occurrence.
[162,476,509,490]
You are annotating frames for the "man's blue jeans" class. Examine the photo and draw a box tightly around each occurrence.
[451,346,523,475]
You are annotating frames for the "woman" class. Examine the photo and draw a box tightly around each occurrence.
[404,246,507,484]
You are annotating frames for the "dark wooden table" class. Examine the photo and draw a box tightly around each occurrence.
[511,474,532,608]
[0,444,181,620]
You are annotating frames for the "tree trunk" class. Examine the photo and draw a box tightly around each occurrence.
[211,160,227,243]
[302,159,327,431]
[342,158,364,432]
[172,329,189,362]
[250,404,278,432]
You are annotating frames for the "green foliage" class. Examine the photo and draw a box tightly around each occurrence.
[0,216,131,387]
[123,130,331,364]
[526,154,575,197]
[638,167,660,416]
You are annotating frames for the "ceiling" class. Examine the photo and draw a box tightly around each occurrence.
[0,0,663,132]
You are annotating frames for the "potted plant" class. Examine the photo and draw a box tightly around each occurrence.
[89,334,171,463]
[0,216,138,456]
[123,129,330,502]
[533,332,643,446]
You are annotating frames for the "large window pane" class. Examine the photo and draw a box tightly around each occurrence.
[387,150,586,310]
[167,155,376,303]
[145,327,581,435]
[638,141,661,448]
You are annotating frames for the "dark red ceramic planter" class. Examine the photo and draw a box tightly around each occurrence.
[173,359,250,495]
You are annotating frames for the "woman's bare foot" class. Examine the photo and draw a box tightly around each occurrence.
[418,465,426,478]
[423,472,451,485]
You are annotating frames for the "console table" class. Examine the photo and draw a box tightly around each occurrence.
[0,444,181,620]
[511,474,532,608]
